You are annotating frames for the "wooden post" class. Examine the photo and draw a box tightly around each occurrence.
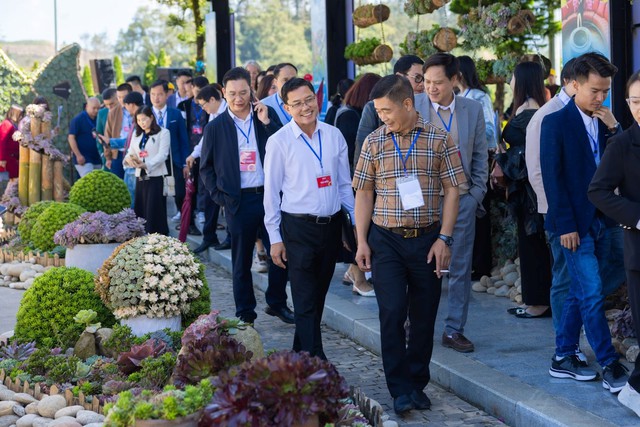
[53,160,65,202]
[41,121,51,137]
[41,154,54,201]
[28,150,42,206]
[18,146,30,206]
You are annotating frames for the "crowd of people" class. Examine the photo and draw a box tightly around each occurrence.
[2,49,639,419]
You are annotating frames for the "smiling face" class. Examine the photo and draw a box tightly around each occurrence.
[373,95,413,134]
[223,79,252,117]
[573,72,611,116]
[424,65,457,106]
[284,85,318,129]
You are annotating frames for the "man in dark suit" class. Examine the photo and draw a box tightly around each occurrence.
[200,67,292,325]
[125,75,152,107]
[540,53,627,392]
[149,80,191,219]
[589,71,640,416]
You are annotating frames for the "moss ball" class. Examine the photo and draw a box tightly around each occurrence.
[31,202,86,252]
[17,201,55,245]
[14,267,116,348]
[69,170,131,214]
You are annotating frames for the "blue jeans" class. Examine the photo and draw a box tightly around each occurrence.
[124,168,137,208]
[548,231,571,333]
[556,219,618,368]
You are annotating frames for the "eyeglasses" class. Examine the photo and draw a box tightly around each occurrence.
[403,73,424,84]
[287,96,316,110]
[626,97,640,108]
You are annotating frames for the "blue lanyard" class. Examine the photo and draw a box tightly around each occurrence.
[300,131,323,170]
[391,129,421,176]
[587,130,599,159]
[436,108,453,132]
[139,133,149,151]
[192,102,202,123]
[234,114,253,144]
[277,94,291,123]
[463,88,471,97]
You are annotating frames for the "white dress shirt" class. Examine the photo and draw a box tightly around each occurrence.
[227,109,264,189]
[576,104,600,165]
[190,100,227,159]
[264,120,355,245]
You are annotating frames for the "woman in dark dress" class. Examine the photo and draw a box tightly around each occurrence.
[500,60,552,318]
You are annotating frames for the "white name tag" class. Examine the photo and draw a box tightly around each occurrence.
[396,175,424,210]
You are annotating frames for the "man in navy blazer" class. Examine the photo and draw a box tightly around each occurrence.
[540,53,627,392]
[149,81,191,216]
[200,67,292,325]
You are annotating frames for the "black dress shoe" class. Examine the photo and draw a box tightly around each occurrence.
[193,241,217,254]
[515,307,552,318]
[393,394,415,415]
[410,390,431,410]
[214,240,231,250]
[265,306,295,324]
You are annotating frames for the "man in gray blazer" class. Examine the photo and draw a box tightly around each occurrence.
[423,53,487,353]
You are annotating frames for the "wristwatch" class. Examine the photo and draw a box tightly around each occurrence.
[608,122,620,133]
[437,234,454,247]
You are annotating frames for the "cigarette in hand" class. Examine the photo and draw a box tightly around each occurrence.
[435,269,450,273]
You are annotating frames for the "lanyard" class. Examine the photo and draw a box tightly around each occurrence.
[300,130,323,170]
[586,123,599,159]
[463,88,471,97]
[192,102,202,124]
[234,114,253,145]
[391,129,421,176]
[277,94,291,122]
[139,133,149,151]
[436,108,453,132]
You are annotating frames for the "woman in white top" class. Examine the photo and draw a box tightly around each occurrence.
[457,56,497,150]
[124,106,171,235]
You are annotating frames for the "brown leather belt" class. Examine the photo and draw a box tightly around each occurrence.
[285,212,341,225]
[383,221,440,239]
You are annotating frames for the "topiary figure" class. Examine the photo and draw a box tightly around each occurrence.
[69,170,131,214]
[31,202,86,252]
[14,267,116,348]
[17,201,55,245]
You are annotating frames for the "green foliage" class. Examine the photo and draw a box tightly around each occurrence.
[181,263,210,328]
[17,201,55,246]
[14,267,116,348]
[113,56,125,85]
[133,352,176,390]
[344,38,381,60]
[45,355,81,383]
[144,53,158,87]
[69,170,131,214]
[0,50,34,119]
[31,202,86,252]
[82,65,95,97]
[155,0,208,62]
[157,49,170,68]
[399,27,441,59]
[103,324,136,356]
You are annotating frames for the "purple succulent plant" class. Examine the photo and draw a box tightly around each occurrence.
[54,209,146,247]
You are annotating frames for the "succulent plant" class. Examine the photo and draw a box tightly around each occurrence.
[17,201,54,245]
[54,209,146,247]
[0,340,37,361]
[30,202,86,252]
[117,338,170,375]
[69,170,131,214]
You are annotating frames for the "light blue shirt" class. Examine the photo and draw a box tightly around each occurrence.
[462,88,497,149]
[262,92,291,124]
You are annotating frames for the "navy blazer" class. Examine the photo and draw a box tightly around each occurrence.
[163,107,191,169]
[540,98,620,237]
[199,107,282,215]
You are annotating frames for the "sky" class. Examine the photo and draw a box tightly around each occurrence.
[0,0,155,45]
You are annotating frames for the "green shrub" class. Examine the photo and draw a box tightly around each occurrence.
[30,202,86,252]
[181,263,211,328]
[17,201,55,245]
[69,170,131,214]
[14,267,116,348]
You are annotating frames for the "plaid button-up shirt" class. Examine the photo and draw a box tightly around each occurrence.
[352,114,466,228]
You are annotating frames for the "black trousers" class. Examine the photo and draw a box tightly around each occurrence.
[134,175,168,235]
[369,224,441,398]
[281,212,341,359]
[516,211,552,306]
[173,162,186,214]
[627,269,640,391]
[225,192,288,322]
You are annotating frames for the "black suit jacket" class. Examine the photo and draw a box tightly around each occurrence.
[588,124,640,270]
[178,98,209,146]
[199,107,282,215]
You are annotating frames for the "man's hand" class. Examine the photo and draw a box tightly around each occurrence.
[106,160,112,169]
[186,155,196,170]
[253,101,270,125]
[592,106,617,129]
[427,239,451,278]
[270,242,287,269]
[182,166,189,179]
[76,154,86,165]
[355,242,372,272]
[560,232,580,252]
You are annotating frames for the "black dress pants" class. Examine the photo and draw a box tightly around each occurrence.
[281,212,341,359]
[627,269,640,391]
[134,176,168,235]
[516,210,551,306]
[369,224,441,398]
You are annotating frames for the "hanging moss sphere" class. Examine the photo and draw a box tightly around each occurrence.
[69,170,131,214]
[31,202,86,252]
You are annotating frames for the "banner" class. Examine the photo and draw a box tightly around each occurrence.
[310,0,329,119]
[561,0,611,61]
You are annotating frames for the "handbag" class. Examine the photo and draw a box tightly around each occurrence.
[163,145,176,197]
[490,141,507,191]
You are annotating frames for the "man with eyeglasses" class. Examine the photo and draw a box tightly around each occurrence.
[261,63,299,124]
[264,77,355,360]
[200,67,292,326]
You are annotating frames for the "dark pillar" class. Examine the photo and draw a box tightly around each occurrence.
[211,0,232,83]
[610,0,633,128]
[325,0,353,98]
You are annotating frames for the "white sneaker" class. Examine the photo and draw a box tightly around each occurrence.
[251,253,268,273]
[171,212,181,222]
[196,212,205,223]
[618,382,640,417]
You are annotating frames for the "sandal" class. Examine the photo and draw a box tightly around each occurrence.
[352,282,375,297]
[342,270,355,286]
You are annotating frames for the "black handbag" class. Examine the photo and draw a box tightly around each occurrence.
[341,206,357,253]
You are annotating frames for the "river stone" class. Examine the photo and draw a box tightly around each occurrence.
[490,266,501,277]
[489,275,501,283]
[505,259,514,266]
[233,326,264,360]
[83,424,104,427]
[503,272,519,286]
[31,265,45,273]
[486,286,496,295]
[23,278,35,289]
[73,331,96,359]
[37,395,66,419]
[95,328,114,358]
[33,417,54,427]
[471,282,487,292]
[19,270,36,282]
[494,280,507,288]
[25,403,39,415]
[514,257,520,266]
[495,285,511,297]
[0,402,19,417]
[0,390,16,401]
[515,294,523,304]
[16,413,39,427]
[480,275,491,287]
[0,265,8,275]
[13,404,26,417]
[54,407,83,419]
[627,345,639,363]
[623,338,639,348]
[605,309,622,321]
[500,264,517,276]
[13,394,37,405]
[509,287,518,301]
[75,411,104,425]
[49,416,80,427]
[5,264,28,277]
[0,414,19,427]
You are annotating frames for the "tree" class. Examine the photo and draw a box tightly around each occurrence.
[144,53,158,86]
[155,0,207,63]
[82,65,95,97]
[157,48,171,67]
[113,56,124,85]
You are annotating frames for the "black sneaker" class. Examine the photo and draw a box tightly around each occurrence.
[549,355,597,381]
[602,360,629,393]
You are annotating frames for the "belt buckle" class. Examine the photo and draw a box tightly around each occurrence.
[403,228,418,239]
[316,216,330,224]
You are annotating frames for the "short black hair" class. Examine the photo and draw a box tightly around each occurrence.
[123,92,143,106]
[222,67,251,87]
[266,65,277,73]
[117,83,132,93]
[274,63,298,78]
[192,76,210,89]
[149,80,169,92]
[394,55,424,74]
[196,85,221,102]
[369,75,414,107]
[573,52,617,82]
[125,75,142,85]
[102,88,117,100]
[560,58,576,85]
[626,70,640,97]
[423,53,459,80]
[176,70,193,79]
[281,78,315,104]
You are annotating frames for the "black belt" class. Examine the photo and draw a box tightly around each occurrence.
[285,211,341,225]
[382,221,440,239]
[241,186,264,194]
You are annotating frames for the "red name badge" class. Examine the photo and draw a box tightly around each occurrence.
[192,125,203,135]
[240,150,257,172]
[139,150,148,158]
[317,175,332,188]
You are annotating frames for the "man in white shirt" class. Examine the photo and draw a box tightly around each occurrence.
[264,77,355,360]
[261,63,298,125]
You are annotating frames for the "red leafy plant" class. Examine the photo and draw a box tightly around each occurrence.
[199,351,348,426]
[117,338,169,375]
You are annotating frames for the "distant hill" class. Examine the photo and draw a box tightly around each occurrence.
[0,40,56,70]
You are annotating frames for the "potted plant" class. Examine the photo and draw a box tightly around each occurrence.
[400,25,458,58]
[69,170,132,214]
[352,4,390,28]
[344,37,393,66]
[95,234,204,336]
[404,0,449,17]
[54,209,147,273]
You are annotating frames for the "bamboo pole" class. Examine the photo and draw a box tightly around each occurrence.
[30,117,41,137]
[28,150,42,205]
[53,160,65,202]
[18,146,30,205]
[41,155,54,200]
[41,121,51,137]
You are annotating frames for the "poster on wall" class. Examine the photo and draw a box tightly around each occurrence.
[310,0,328,119]
[561,0,611,61]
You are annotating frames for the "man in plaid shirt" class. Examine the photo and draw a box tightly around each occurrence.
[353,75,466,415]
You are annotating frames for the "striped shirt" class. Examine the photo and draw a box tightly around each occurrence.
[352,114,466,228]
